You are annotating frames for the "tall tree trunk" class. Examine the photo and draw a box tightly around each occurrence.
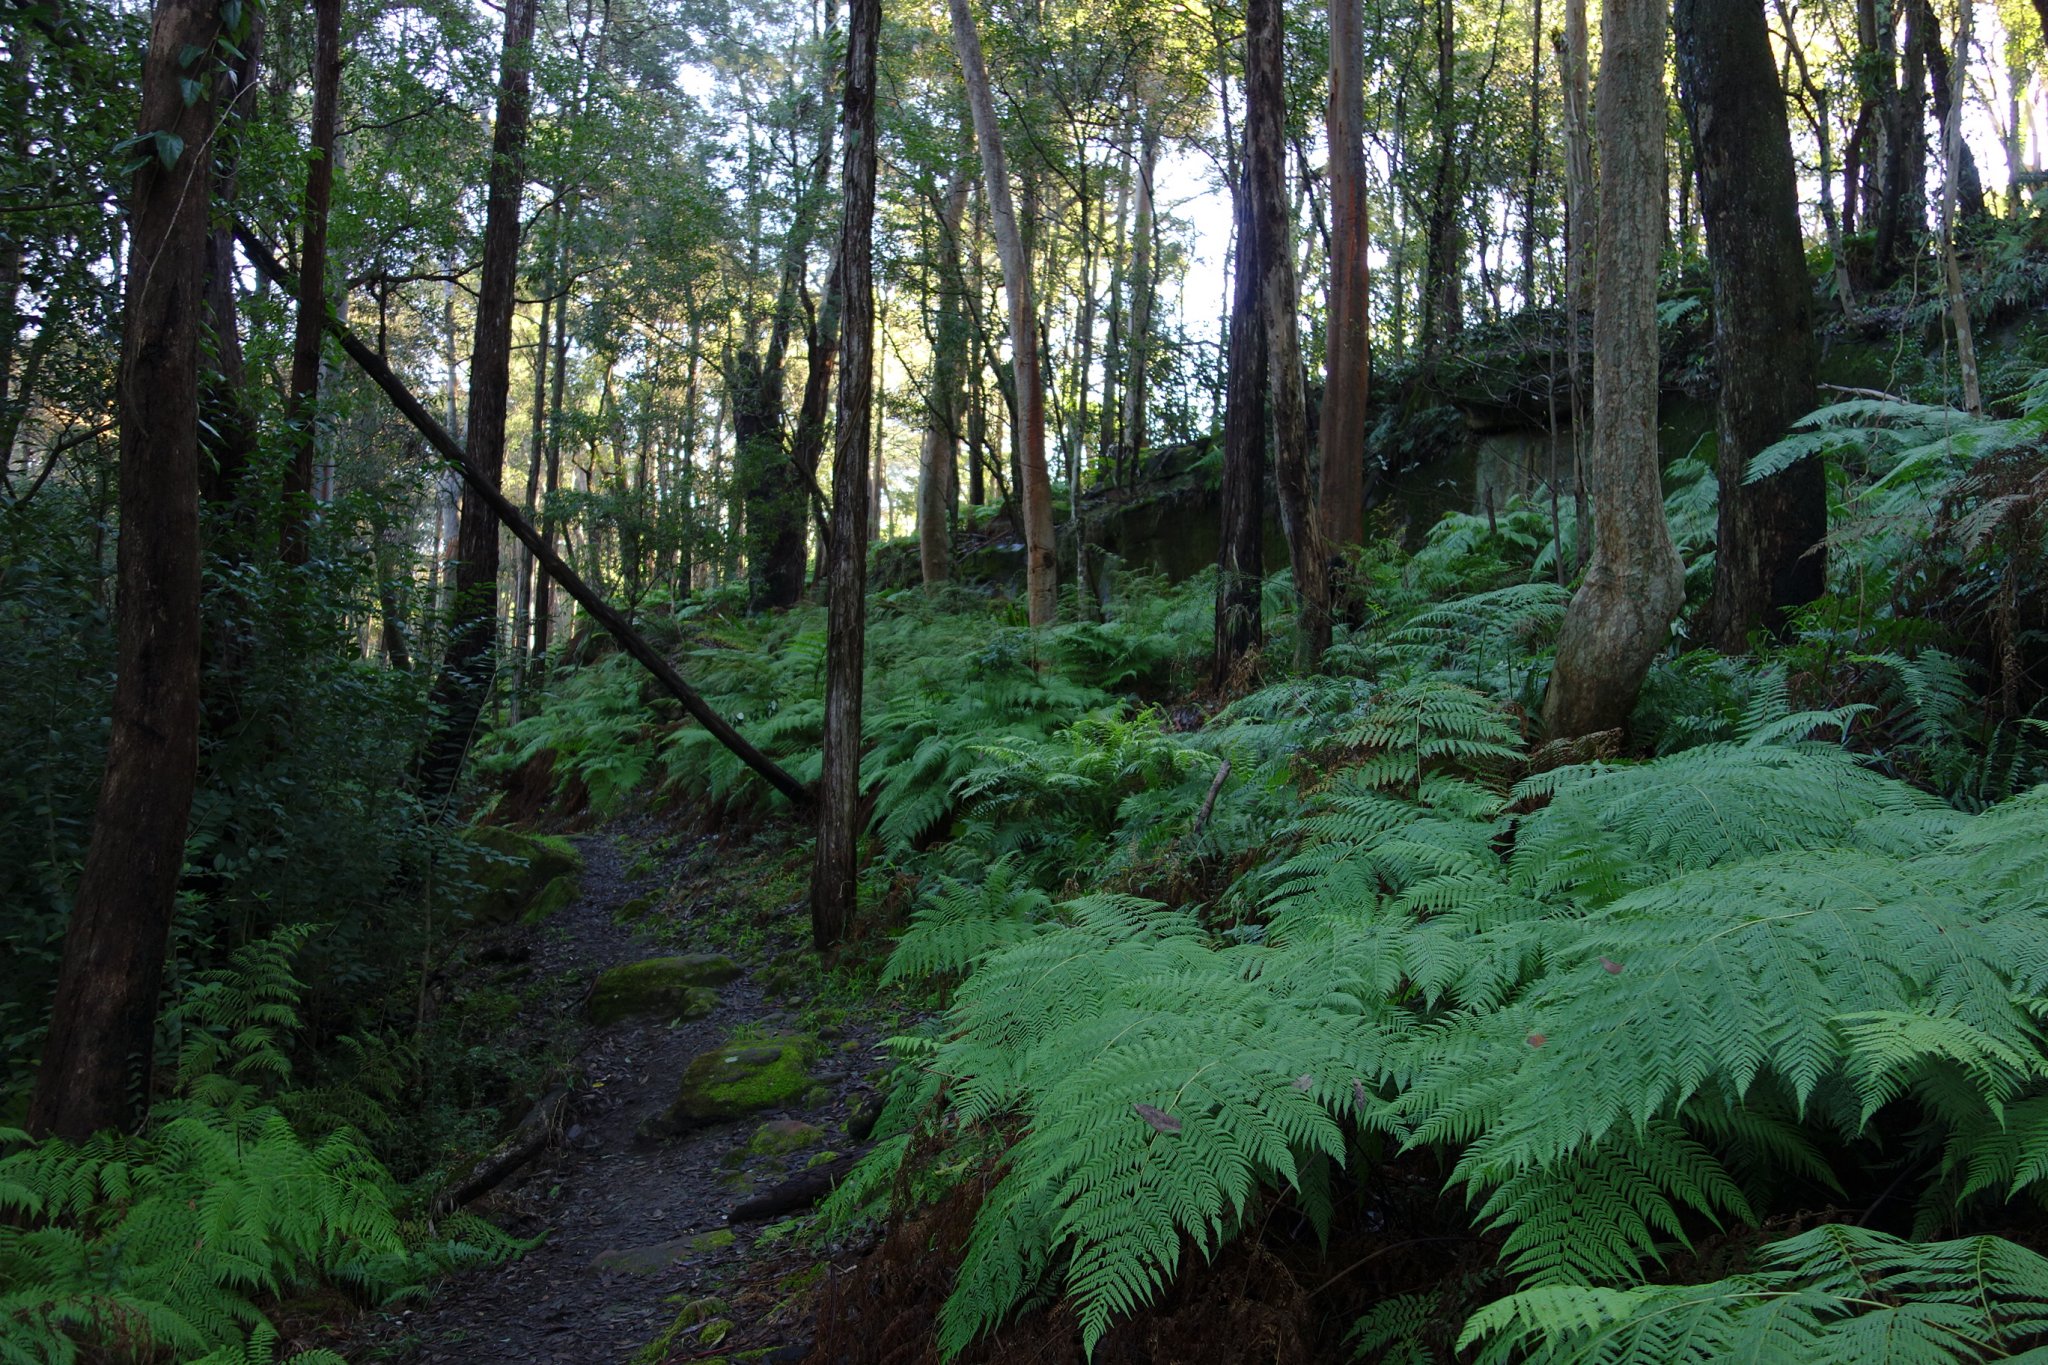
[1559,0,1592,320]
[1676,0,1824,652]
[1246,0,1329,670]
[1558,0,1592,569]
[533,244,570,673]
[1912,0,1985,222]
[741,27,839,612]
[280,0,341,566]
[1419,0,1463,357]
[30,0,217,1142]
[1319,0,1370,558]
[513,282,552,714]
[1777,0,1857,321]
[813,0,879,949]
[421,0,538,801]
[1213,165,1268,690]
[950,0,1056,626]
[1541,0,1684,739]
[199,19,259,515]
[1937,0,1982,413]
[1120,118,1160,470]
[920,165,972,586]
[1521,0,1542,306]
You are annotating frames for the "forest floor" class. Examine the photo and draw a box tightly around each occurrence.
[334,816,893,1365]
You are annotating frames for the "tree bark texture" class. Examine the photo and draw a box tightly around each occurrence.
[1246,0,1329,670]
[421,0,537,802]
[950,0,1056,626]
[1213,166,1267,690]
[919,164,972,586]
[1674,0,1824,651]
[280,0,341,566]
[30,0,217,1141]
[1541,0,1685,739]
[1318,0,1370,557]
[812,0,879,949]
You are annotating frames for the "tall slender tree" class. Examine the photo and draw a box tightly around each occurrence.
[919,163,972,587]
[1246,0,1329,670]
[812,0,880,949]
[1675,0,1824,650]
[420,0,538,799]
[280,0,342,565]
[30,0,220,1141]
[1213,164,1267,689]
[1541,0,1684,738]
[1318,0,1370,560]
[950,0,1057,626]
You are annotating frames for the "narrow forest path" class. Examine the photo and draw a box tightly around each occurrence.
[343,823,880,1365]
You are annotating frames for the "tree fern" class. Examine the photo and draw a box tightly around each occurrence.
[1461,1225,2048,1364]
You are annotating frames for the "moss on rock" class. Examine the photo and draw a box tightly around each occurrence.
[460,825,584,924]
[586,955,739,1025]
[650,1034,815,1133]
[522,873,580,924]
[746,1118,824,1156]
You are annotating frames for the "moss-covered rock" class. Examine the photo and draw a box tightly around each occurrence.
[746,1118,824,1157]
[690,1228,735,1252]
[460,825,584,924]
[648,1035,815,1134]
[522,873,580,924]
[586,955,739,1025]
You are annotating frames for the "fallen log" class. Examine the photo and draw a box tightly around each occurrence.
[235,226,811,810]
[435,1085,569,1214]
[729,1146,869,1223]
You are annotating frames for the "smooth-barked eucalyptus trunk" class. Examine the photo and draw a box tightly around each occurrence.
[949,0,1056,626]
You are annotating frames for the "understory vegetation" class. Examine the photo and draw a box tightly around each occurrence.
[436,367,2048,1362]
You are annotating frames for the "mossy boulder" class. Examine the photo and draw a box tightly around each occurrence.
[649,1035,815,1134]
[746,1118,824,1157]
[522,873,580,924]
[586,955,740,1025]
[460,825,583,924]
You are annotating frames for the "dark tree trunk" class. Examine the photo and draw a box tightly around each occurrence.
[1319,0,1370,559]
[740,55,838,613]
[1121,120,1159,468]
[1213,166,1268,690]
[919,165,972,586]
[1419,0,1463,357]
[30,0,217,1142]
[421,0,538,801]
[1541,0,1685,739]
[812,0,879,950]
[1246,0,1329,670]
[1870,0,1928,279]
[280,0,341,565]
[789,259,843,576]
[1911,0,1985,223]
[1675,0,1824,652]
[533,259,570,671]
[199,21,259,514]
